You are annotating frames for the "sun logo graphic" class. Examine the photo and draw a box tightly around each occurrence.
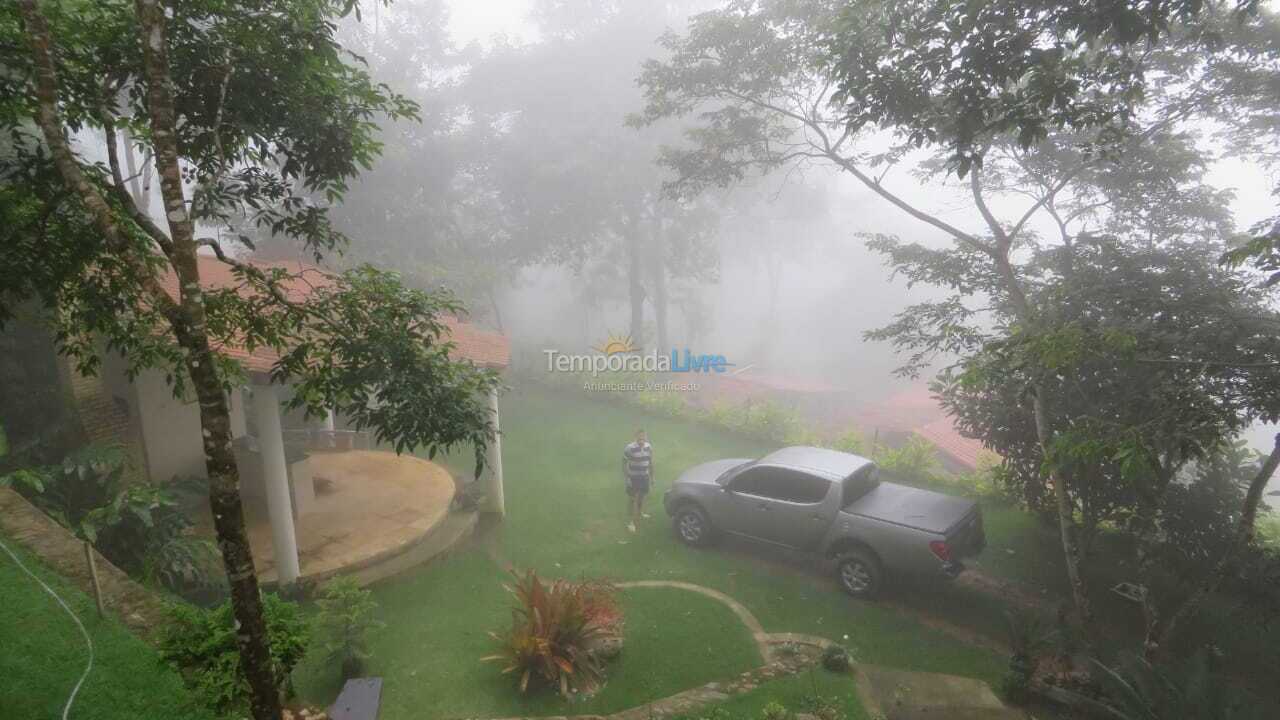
[593,333,638,356]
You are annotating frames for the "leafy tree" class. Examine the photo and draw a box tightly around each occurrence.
[932,236,1280,651]
[465,0,720,351]
[635,0,1277,650]
[254,1,522,329]
[822,0,1262,174]
[1,2,500,718]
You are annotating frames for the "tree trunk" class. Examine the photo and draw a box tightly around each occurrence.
[1031,388,1093,639]
[1148,433,1280,655]
[19,2,283,718]
[627,218,646,347]
[974,162,1095,645]
[486,287,505,335]
[647,211,670,353]
[131,3,284,718]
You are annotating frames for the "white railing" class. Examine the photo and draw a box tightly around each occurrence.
[283,428,374,451]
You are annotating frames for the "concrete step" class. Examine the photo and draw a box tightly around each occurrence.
[348,509,478,587]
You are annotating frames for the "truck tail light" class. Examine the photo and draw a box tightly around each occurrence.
[929,540,952,562]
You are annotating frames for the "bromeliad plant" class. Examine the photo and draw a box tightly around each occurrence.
[484,570,620,698]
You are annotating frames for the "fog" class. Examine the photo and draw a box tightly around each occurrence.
[287,0,1279,450]
[10,2,1280,717]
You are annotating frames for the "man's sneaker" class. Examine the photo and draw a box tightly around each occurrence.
[641,513,652,519]
[627,522,637,533]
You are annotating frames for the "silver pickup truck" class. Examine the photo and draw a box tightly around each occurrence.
[662,446,985,597]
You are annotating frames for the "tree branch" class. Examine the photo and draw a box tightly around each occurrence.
[15,0,180,323]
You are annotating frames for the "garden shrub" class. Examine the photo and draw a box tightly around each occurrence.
[795,693,846,720]
[2,444,223,598]
[633,389,691,418]
[821,643,853,672]
[484,570,619,697]
[827,430,868,456]
[760,701,790,720]
[315,577,385,680]
[1000,609,1056,703]
[874,435,942,486]
[159,594,310,713]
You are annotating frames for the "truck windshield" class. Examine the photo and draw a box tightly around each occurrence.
[841,465,880,508]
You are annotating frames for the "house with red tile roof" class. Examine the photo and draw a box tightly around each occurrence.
[73,254,510,584]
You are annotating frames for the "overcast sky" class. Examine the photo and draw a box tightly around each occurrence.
[446,0,535,46]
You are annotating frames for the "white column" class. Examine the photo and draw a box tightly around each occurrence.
[480,388,505,515]
[323,408,335,432]
[227,387,248,438]
[251,384,301,584]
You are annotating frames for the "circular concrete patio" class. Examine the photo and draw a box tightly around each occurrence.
[199,450,460,586]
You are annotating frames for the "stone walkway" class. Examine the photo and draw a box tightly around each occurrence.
[0,487,168,642]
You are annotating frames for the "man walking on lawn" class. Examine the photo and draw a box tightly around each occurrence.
[623,428,653,533]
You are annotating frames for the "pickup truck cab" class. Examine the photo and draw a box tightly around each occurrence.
[663,446,985,597]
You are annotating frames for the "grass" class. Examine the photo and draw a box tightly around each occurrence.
[0,534,221,720]
[295,382,1008,719]
[295,550,762,718]
[672,669,870,720]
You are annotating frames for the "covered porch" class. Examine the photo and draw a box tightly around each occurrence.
[222,449,456,585]
[143,256,511,586]
[213,379,505,586]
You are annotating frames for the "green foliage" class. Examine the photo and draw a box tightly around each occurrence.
[4,444,223,597]
[828,430,868,456]
[484,570,615,698]
[633,389,690,419]
[823,0,1260,174]
[794,693,847,720]
[224,265,504,474]
[1090,650,1266,720]
[705,400,806,443]
[821,643,853,673]
[159,594,310,714]
[873,435,942,485]
[1257,513,1280,549]
[314,578,384,681]
[1002,609,1057,676]
[760,700,790,720]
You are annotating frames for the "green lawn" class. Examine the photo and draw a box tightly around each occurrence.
[672,669,870,720]
[296,550,762,718]
[296,383,1007,719]
[0,535,221,720]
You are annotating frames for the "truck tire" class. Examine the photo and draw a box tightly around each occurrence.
[673,505,714,547]
[835,548,883,598]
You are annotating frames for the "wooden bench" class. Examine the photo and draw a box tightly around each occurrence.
[328,677,382,720]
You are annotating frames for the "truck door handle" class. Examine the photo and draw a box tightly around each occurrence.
[756,503,769,511]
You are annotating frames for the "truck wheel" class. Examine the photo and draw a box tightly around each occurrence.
[673,505,714,547]
[836,549,882,598]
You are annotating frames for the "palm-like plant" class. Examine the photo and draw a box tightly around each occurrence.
[484,570,613,697]
[1090,651,1260,720]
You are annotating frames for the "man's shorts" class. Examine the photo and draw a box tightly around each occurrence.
[626,476,651,496]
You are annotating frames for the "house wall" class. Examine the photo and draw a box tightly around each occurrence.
[132,367,208,482]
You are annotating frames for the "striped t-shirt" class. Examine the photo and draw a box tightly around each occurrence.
[623,441,652,480]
